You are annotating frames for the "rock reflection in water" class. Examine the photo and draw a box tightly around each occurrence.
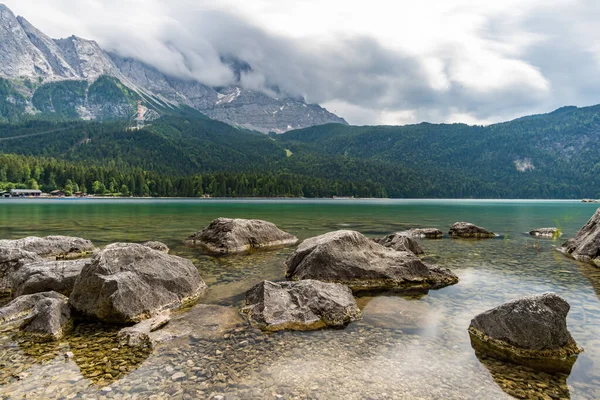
[473,350,571,399]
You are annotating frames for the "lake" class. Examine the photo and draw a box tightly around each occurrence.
[0,199,599,399]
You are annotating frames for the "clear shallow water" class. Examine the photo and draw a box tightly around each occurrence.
[0,199,599,399]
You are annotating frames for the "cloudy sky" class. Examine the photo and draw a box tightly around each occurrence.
[4,0,600,125]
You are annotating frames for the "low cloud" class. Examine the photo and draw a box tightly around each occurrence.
[3,0,600,125]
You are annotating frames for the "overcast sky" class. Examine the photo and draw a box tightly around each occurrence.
[4,0,600,126]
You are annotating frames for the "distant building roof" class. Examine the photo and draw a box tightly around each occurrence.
[10,189,42,194]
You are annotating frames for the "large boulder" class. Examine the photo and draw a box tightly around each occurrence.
[184,217,298,255]
[372,233,425,256]
[0,248,42,293]
[558,208,600,267]
[243,280,361,331]
[69,243,206,324]
[449,222,496,238]
[0,291,72,341]
[468,293,582,373]
[285,230,458,292]
[119,304,244,348]
[0,235,97,259]
[396,228,443,239]
[10,259,88,297]
[141,241,169,253]
[530,228,561,238]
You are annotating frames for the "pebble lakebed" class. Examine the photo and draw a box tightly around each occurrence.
[0,200,599,399]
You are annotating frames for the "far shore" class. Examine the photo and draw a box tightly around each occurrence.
[0,196,597,202]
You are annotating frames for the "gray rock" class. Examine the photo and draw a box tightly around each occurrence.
[0,235,97,259]
[243,280,361,331]
[0,291,72,341]
[0,248,42,293]
[141,241,170,253]
[396,228,443,239]
[119,304,244,348]
[529,227,561,238]
[373,234,425,256]
[69,243,206,324]
[468,293,582,372]
[185,217,298,255]
[285,230,458,292]
[558,208,600,266]
[10,259,88,297]
[203,86,348,134]
[118,311,171,347]
[111,54,348,133]
[449,222,496,238]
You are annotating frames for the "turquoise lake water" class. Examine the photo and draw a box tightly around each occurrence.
[0,199,599,399]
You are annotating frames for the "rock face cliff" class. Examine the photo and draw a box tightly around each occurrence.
[0,4,347,131]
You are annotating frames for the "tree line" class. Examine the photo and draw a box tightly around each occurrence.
[0,153,386,198]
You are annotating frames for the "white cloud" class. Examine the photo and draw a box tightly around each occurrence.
[2,0,600,125]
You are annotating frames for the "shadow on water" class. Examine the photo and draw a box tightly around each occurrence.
[472,349,572,399]
[578,262,600,302]
[66,323,152,386]
[0,322,152,387]
[0,334,63,385]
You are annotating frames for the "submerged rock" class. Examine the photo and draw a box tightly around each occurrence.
[0,291,72,341]
[11,259,88,297]
[449,222,496,239]
[285,230,458,292]
[0,248,42,293]
[118,311,171,347]
[243,280,361,331]
[357,296,443,331]
[373,233,425,256]
[0,235,97,259]
[396,228,443,239]
[119,304,244,348]
[141,241,169,253]
[184,217,298,255]
[70,243,206,324]
[530,228,561,238]
[468,293,581,373]
[558,208,600,267]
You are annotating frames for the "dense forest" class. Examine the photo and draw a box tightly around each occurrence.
[0,154,386,198]
[1,104,600,198]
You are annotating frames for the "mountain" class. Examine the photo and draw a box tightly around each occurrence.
[2,103,600,198]
[0,4,347,132]
[274,103,600,198]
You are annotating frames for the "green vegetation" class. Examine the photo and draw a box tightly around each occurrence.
[0,153,384,198]
[0,78,28,123]
[275,104,600,198]
[32,80,88,120]
[1,102,600,198]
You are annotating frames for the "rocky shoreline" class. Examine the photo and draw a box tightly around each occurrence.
[1,212,599,397]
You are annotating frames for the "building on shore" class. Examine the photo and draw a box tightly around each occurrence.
[9,189,42,197]
[50,190,66,197]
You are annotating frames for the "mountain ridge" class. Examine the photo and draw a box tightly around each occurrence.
[0,3,347,132]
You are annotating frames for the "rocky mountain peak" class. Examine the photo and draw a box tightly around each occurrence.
[0,4,54,79]
[0,3,348,132]
[54,35,118,80]
[16,16,78,80]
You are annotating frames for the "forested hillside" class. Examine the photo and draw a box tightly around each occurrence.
[1,104,600,198]
[276,104,600,198]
